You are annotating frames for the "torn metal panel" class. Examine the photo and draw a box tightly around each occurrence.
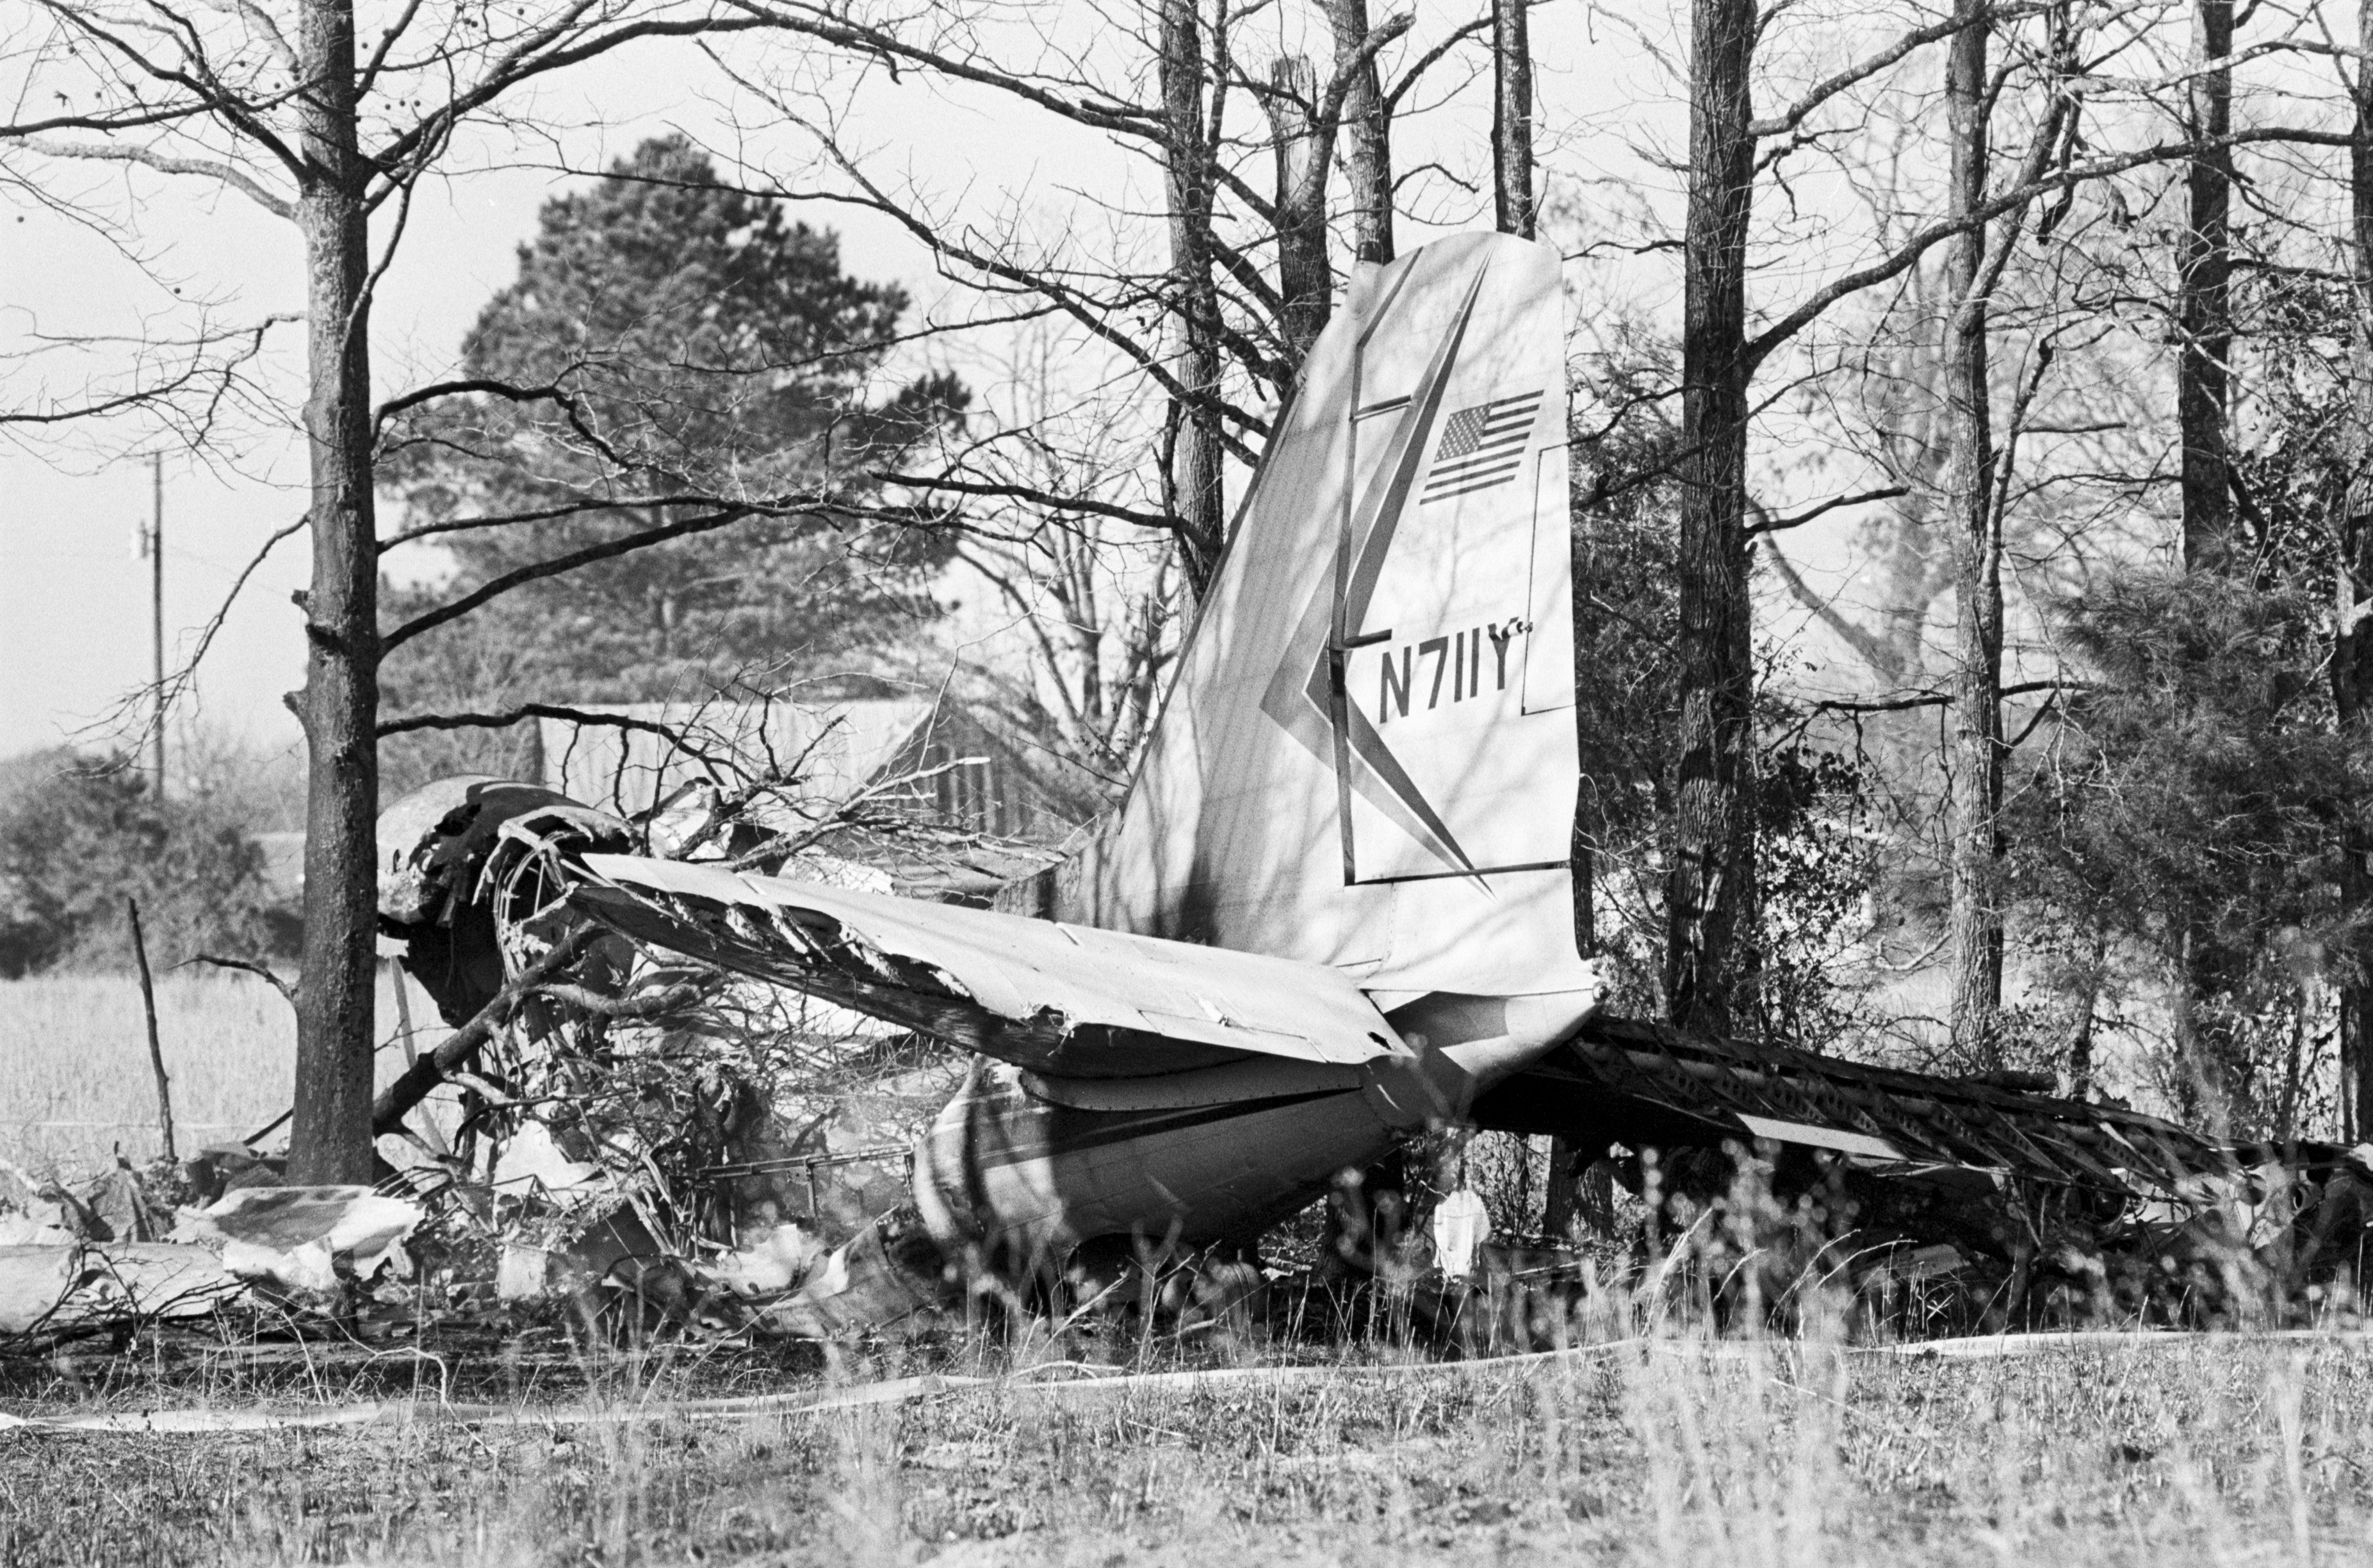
[379,777,632,928]
[377,776,636,1024]
[174,1186,422,1295]
[1734,1115,1907,1164]
[1484,1017,2260,1201]
[0,1243,238,1334]
[571,854,1412,1079]
[758,1223,943,1339]
[1020,1056,1367,1111]
[913,1060,1387,1257]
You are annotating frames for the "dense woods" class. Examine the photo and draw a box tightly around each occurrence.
[14,0,2373,1172]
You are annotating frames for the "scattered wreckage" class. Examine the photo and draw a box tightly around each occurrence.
[0,1153,423,1340]
[348,768,2373,1339]
[353,232,2372,1339]
[10,229,2369,1350]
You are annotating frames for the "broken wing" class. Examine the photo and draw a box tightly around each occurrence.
[569,854,1410,1079]
[1475,1016,2255,1200]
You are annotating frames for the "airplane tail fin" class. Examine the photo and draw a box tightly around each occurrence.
[1057,233,1586,999]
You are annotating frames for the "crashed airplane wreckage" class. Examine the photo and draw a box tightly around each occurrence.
[368,231,2367,1336]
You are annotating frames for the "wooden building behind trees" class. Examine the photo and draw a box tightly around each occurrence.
[530,690,1100,901]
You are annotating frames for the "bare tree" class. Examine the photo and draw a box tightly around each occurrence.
[1159,0,1227,589]
[1325,0,1396,265]
[2178,0,2235,572]
[1665,0,1759,1035]
[1264,58,1333,365]
[1613,0,2294,1043]
[1941,0,2006,1055]
[944,328,1183,780]
[284,0,385,1180]
[1489,0,1533,238]
[709,0,1430,602]
[2338,0,2373,1138]
[0,0,826,1180]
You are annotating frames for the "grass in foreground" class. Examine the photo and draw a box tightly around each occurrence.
[5,1329,2373,1565]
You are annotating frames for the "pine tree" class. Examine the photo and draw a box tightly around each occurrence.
[380,135,966,776]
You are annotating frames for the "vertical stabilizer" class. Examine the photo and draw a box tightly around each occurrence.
[1063,233,1584,998]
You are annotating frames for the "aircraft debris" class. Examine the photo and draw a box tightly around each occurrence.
[0,1241,237,1335]
[1431,1189,1491,1278]
[1485,1017,2247,1198]
[758,1222,945,1338]
[181,1143,285,1207]
[571,854,1412,1075]
[338,229,2372,1346]
[172,1186,421,1297]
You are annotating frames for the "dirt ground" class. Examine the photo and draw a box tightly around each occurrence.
[8,1329,2373,1566]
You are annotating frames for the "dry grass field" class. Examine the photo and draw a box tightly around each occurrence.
[6,1330,2373,1565]
[11,977,2373,1564]
[0,969,448,1174]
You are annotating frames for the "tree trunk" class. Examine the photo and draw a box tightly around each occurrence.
[1571,795,1597,967]
[2335,2,2373,1143]
[2178,0,2234,573]
[1665,0,1758,1037]
[286,0,382,1184]
[1161,0,1226,595]
[2167,0,2247,1130]
[2169,931,2216,1127]
[1490,0,1535,238]
[2066,920,2107,1098]
[1324,0,1394,266]
[1266,57,1332,372]
[1544,785,1597,1236]
[1942,0,2003,1062]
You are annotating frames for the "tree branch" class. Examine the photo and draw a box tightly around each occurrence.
[174,953,297,1009]
[1383,13,1489,111]
[380,502,842,651]
[375,702,737,774]
[33,0,309,181]
[1746,6,2043,139]
[708,97,1268,459]
[371,927,598,1138]
[877,471,1175,532]
[367,14,776,202]
[1744,485,1909,535]
[1747,125,2361,368]
[19,136,293,217]
[377,492,737,553]
[1807,678,2073,717]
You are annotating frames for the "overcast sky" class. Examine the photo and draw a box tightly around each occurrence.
[0,37,959,765]
[1,4,1886,774]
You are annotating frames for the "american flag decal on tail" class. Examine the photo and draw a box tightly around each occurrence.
[1420,389,1544,503]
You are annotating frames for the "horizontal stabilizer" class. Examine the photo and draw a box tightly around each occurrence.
[571,854,1409,1079]
[1476,1017,2291,1201]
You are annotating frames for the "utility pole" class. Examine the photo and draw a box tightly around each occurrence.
[148,453,166,799]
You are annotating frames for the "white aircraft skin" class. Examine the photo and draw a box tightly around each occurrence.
[918,233,1601,1269]
[389,231,1604,1283]
[907,993,1601,1270]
